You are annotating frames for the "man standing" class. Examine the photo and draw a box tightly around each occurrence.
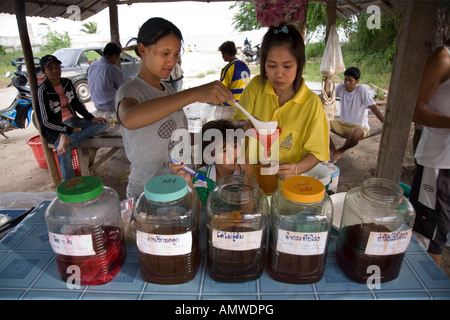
[87,42,126,113]
[218,41,250,105]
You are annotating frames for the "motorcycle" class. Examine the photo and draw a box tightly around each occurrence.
[241,43,260,66]
[0,66,34,138]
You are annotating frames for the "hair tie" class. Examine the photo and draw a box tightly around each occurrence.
[274,26,289,34]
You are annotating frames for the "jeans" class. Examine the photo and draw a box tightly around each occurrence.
[55,117,110,181]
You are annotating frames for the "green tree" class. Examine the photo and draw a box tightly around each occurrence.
[40,31,71,52]
[231,1,261,31]
[80,21,98,34]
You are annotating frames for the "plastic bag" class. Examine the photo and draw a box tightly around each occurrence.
[320,24,345,77]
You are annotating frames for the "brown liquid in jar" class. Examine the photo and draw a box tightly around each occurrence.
[336,223,407,283]
[137,225,200,285]
[268,243,328,284]
[254,165,278,195]
[207,225,266,282]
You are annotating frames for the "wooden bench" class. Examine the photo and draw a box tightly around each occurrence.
[77,125,124,176]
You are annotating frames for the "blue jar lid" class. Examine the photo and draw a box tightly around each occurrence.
[144,175,188,202]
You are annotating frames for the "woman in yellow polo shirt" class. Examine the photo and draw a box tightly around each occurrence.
[233,24,329,181]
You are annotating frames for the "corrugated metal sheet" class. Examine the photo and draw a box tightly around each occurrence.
[0,0,407,21]
[334,0,406,19]
[0,0,108,21]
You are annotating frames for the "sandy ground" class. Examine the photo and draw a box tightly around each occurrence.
[0,51,448,277]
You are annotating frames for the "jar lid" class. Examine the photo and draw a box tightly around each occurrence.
[144,175,188,202]
[282,176,325,203]
[56,176,103,203]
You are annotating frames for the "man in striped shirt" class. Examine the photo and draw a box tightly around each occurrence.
[218,41,251,105]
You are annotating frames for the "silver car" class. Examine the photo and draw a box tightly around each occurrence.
[52,47,141,103]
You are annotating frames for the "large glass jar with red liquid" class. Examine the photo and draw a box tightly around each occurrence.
[133,175,200,285]
[45,176,126,286]
[268,176,333,284]
[206,175,269,282]
[336,178,415,283]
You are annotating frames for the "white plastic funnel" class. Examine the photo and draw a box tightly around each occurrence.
[231,101,278,134]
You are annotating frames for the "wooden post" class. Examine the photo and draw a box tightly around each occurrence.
[15,0,61,186]
[108,0,120,45]
[376,1,438,182]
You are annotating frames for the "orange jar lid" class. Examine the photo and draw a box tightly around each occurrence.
[282,176,325,203]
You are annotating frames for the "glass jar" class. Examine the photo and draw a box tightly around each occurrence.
[336,178,415,283]
[133,175,200,284]
[269,176,333,284]
[45,176,126,286]
[206,175,269,282]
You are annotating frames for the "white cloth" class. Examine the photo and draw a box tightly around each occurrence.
[415,45,450,169]
[336,83,376,131]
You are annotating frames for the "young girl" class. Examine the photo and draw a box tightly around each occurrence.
[115,18,234,199]
[233,24,329,181]
[171,120,253,206]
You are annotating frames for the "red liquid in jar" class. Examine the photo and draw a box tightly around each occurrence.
[54,226,126,286]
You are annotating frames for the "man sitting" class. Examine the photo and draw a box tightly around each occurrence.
[329,67,384,162]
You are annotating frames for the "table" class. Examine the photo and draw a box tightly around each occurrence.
[77,125,123,176]
[1,201,449,300]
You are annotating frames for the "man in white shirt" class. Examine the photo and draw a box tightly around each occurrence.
[329,67,384,162]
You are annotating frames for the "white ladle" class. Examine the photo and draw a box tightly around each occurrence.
[231,101,278,134]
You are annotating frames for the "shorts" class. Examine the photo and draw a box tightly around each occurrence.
[409,164,450,254]
[330,119,370,138]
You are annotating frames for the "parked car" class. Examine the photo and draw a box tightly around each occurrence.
[14,48,141,103]
[52,47,141,102]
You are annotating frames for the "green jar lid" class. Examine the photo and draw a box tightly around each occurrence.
[56,176,103,203]
[144,175,188,202]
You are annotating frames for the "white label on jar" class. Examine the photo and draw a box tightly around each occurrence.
[48,232,95,256]
[365,229,412,256]
[212,229,262,251]
[276,230,328,256]
[136,230,192,256]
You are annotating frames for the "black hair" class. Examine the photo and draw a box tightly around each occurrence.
[127,17,183,57]
[201,120,238,166]
[260,24,305,92]
[344,67,361,81]
[103,42,122,57]
[218,41,237,56]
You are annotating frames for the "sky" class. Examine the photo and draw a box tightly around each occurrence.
[0,1,241,38]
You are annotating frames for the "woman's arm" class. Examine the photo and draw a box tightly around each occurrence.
[118,81,234,130]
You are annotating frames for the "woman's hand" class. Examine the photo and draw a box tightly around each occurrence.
[194,81,235,105]
[277,162,298,181]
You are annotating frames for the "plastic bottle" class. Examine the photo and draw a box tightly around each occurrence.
[206,175,269,282]
[45,176,126,286]
[269,176,333,284]
[133,175,200,284]
[336,178,415,283]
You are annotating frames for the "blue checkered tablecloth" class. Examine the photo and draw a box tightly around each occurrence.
[1,201,449,300]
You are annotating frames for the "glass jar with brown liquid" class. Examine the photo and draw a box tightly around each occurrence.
[133,175,200,285]
[336,178,415,283]
[268,176,333,284]
[206,175,269,282]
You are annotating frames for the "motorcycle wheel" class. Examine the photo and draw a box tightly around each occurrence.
[74,79,91,103]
